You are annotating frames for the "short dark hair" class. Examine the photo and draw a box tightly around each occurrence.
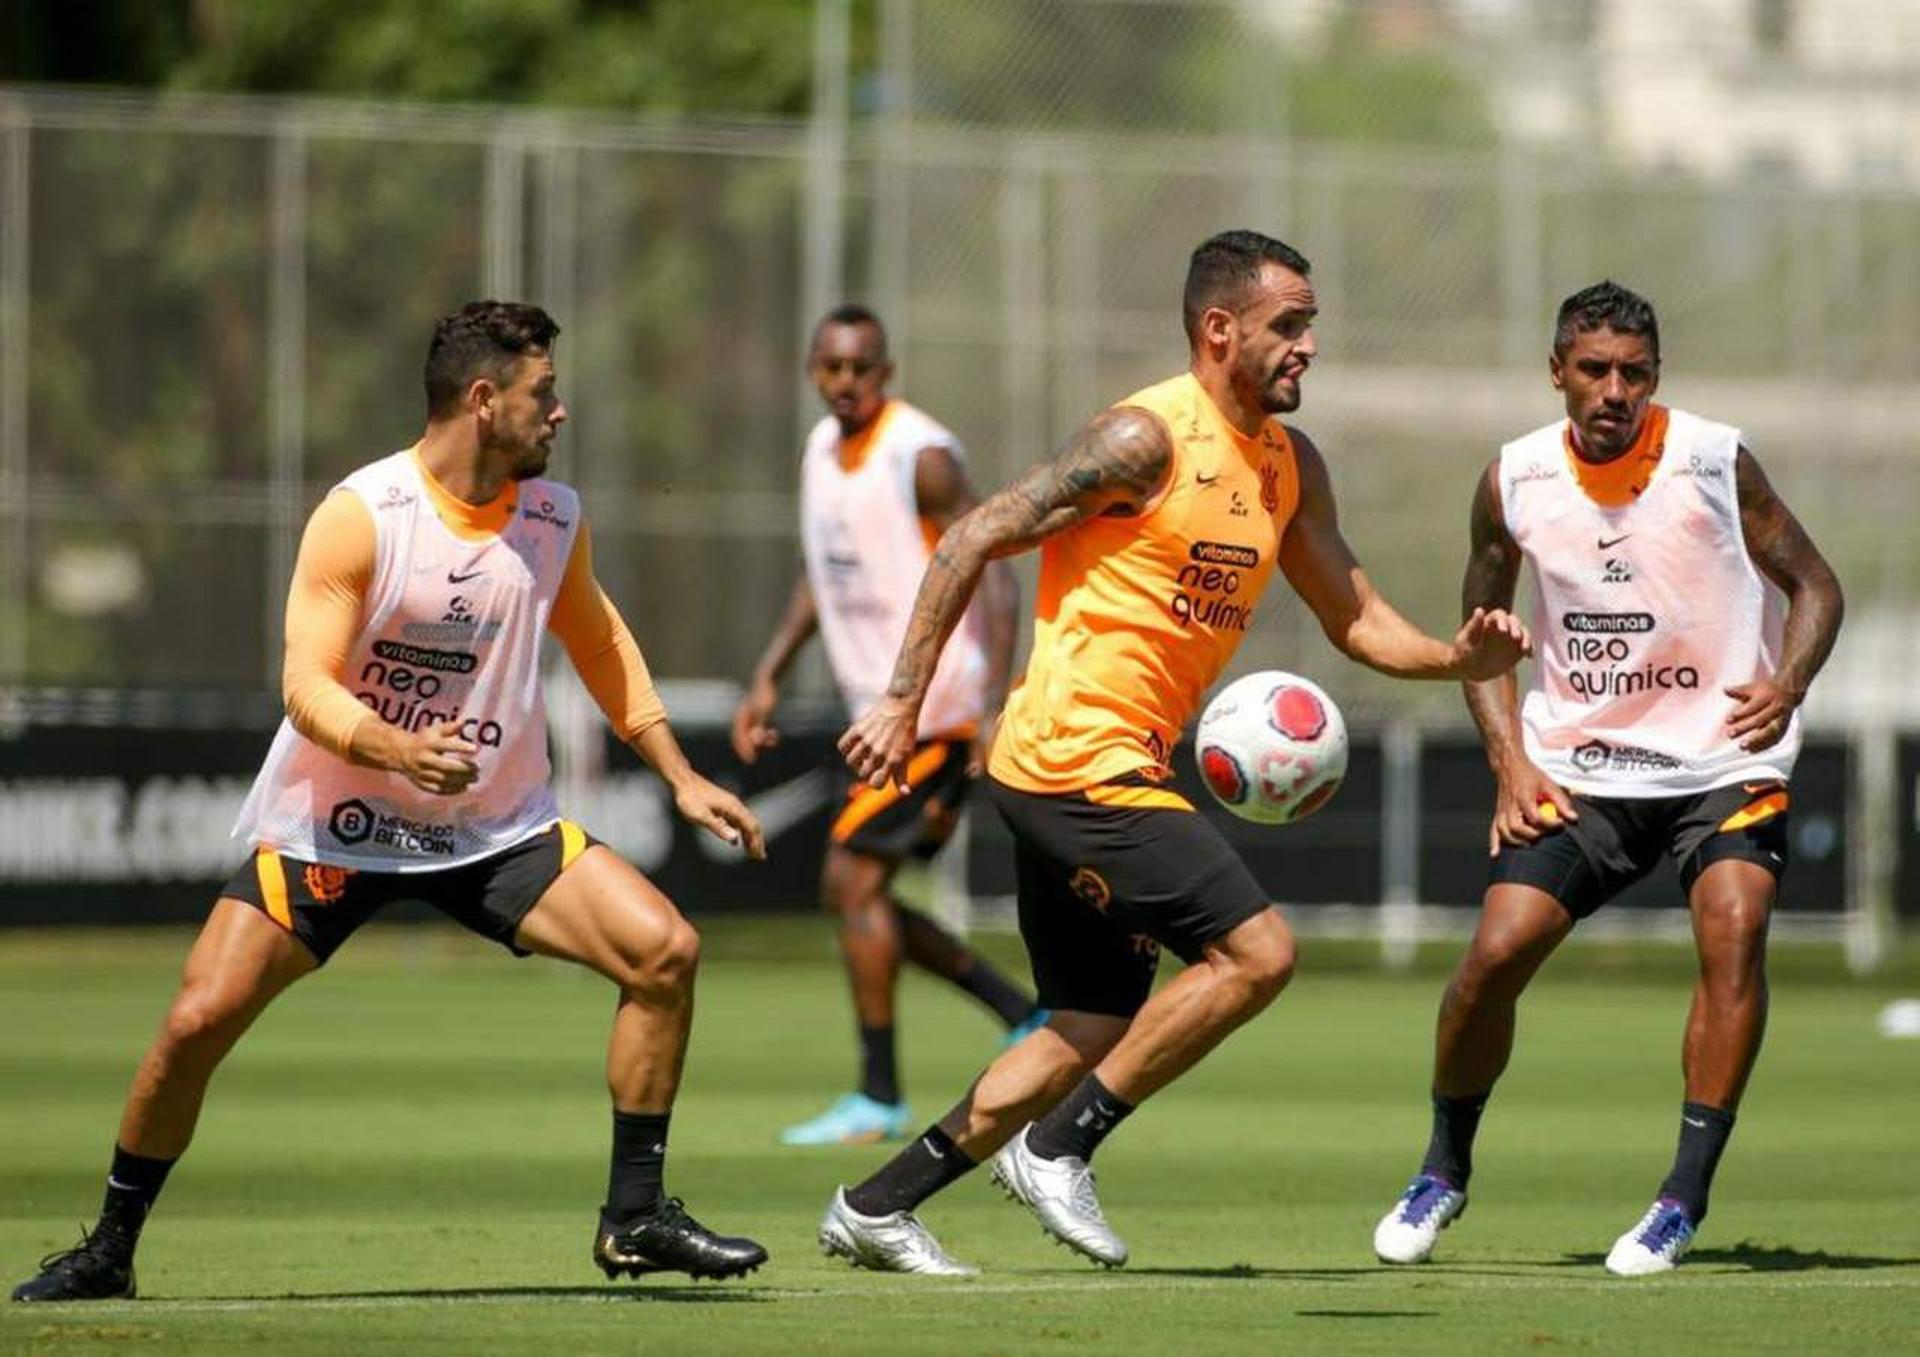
[1553,280,1659,363]
[424,301,560,418]
[1182,230,1312,342]
[813,302,887,356]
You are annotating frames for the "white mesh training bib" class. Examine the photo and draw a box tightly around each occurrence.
[799,399,988,737]
[1499,407,1798,797]
[233,451,578,870]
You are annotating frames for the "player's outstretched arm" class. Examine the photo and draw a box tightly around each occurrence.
[1278,431,1532,683]
[841,406,1173,790]
[281,490,479,795]
[1459,461,1577,855]
[913,443,1022,775]
[732,571,817,764]
[634,719,767,860]
[1728,447,1845,752]
[551,515,765,858]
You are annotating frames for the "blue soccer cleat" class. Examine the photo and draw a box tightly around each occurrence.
[1373,1173,1468,1264]
[1604,1197,1697,1276]
[1003,1007,1052,1048]
[781,1093,913,1147]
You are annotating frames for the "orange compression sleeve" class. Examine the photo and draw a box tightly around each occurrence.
[549,518,668,744]
[281,489,379,759]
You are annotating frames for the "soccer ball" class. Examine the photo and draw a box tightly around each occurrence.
[1194,671,1348,824]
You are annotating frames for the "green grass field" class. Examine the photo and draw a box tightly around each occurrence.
[3,919,1917,1354]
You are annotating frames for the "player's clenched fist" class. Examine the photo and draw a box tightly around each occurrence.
[398,719,480,796]
[840,694,919,793]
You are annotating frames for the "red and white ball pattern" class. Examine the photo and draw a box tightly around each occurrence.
[1194,671,1348,825]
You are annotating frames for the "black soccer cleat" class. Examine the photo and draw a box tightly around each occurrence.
[593,1198,767,1281]
[11,1226,136,1302]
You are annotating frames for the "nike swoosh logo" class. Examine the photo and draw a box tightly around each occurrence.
[695,766,836,863]
[447,568,486,583]
[1742,782,1779,795]
[1195,473,1220,486]
[106,1176,137,1191]
[1683,1117,1707,1128]
[1597,534,1632,550]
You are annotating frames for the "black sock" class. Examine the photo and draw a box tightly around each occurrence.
[98,1145,175,1248]
[1658,1101,1735,1222]
[605,1110,670,1222]
[954,960,1042,1029]
[859,1025,901,1105]
[897,907,1039,1028]
[1419,1092,1490,1189]
[1027,1075,1134,1163]
[844,1126,975,1217]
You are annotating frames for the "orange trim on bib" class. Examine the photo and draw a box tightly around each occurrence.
[411,447,517,540]
[559,820,588,869]
[836,400,898,474]
[832,740,952,841]
[1719,790,1788,834]
[1562,405,1669,508]
[1082,784,1194,812]
[254,850,293,931]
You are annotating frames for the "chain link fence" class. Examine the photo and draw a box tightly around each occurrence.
[2,0,1917,732]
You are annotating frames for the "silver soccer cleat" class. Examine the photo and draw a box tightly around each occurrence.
[817,1187,979,1276]
[989,1125,1128,1268]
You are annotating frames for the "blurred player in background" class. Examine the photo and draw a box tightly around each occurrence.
[1372,281,1843,1277]
[12,303,769,1303]
[819,231,1530,1275]
[733,304,1044,1148]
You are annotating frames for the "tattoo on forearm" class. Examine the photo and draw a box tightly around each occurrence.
[883,408,1170,703]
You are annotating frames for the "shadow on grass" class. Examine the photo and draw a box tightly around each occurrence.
[192,1284,767,1305]
[1115,1264,1377,1281]
[1553,1242,1920,1273]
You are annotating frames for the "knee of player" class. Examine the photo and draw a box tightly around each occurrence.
[1694,893,1770,977]
[1245,940,1296,1002]
[1228,930,1296,1004]
[628,917,701,993]
[161,984,244,1051]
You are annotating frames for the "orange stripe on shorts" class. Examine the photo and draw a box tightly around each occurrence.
[559,819,588,869]
[254,850,293,931]
[1719,790,1788,834]
[831,741,953,841]
[1082,783,1194,813]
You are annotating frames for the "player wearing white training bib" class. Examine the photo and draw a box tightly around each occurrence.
[1500,403,1799,797]
[1373,281,1842,1280]
[13,304,771,1306]
[734,304,1040,1150]
[234,450,580,870]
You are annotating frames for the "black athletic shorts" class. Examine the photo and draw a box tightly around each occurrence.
[831,735,973,862]
[223,820,599,965]
[986,774,1273,1019]
[1491,779,1789,919]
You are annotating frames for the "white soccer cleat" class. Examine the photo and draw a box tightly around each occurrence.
[1604,1197,1697,1277]
[817,1187,978,1276]
[989,1126,1128,1268]
[1373,1174,1469,1264]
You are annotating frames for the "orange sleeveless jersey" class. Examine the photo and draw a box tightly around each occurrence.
[988,372,1301,796]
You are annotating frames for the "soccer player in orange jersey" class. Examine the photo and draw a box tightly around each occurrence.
[816,231,1532,1274]
[734,305,1043,1148]
[1372,282,1843,1277]
[12,303,768,1303]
